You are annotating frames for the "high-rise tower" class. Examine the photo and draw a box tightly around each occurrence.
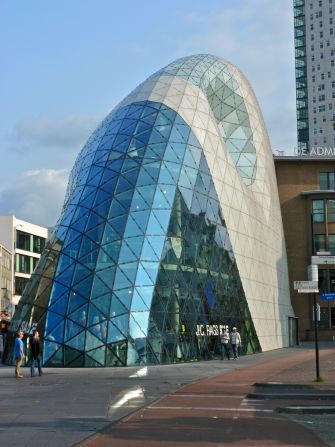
[294,0,335,153]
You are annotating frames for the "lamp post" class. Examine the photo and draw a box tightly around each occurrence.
[308,264,320,381]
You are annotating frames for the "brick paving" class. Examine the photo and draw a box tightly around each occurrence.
[80,348,335,447]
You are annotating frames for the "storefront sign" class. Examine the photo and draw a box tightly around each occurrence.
[195,324,228,336]
[321,292,335,301]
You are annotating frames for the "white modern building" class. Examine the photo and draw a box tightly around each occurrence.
[294,0,335,153]
[0,244,12,320]
[0,216,48,313]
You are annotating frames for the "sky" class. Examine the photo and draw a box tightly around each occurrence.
[0,0,297,228]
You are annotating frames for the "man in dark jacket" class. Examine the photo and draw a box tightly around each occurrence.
[29,329,42,377]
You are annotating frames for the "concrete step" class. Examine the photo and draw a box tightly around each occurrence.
[277,405,335,414]
[247,392,335,400]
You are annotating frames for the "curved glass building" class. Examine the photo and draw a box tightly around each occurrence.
[5,55,293,367]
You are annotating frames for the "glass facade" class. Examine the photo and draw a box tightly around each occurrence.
[294,0,309,152]
[5,54,290,367]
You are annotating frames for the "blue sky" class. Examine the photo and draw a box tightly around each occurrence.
[0,0,296,227]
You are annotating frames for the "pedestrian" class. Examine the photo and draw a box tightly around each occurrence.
[230,327,242,359]
[220,326,231,360]
[14,331,24,378]
[29,329,42,377]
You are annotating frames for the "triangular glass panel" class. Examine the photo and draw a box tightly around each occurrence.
[45,320,64,343]
[45,311,64,335]
[96,266,116,289]
[66,331,85,351]
[49,293,69,316]
[85,332,104,351]
[43,340,62,364]
[64,319,84,342]
[110,295,129,317]
[91,293,112,315]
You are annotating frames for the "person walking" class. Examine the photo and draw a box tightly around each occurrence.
[230,327,242,359]
[29,329,42,377]
[14,331,24,378]
[220,327,231,360]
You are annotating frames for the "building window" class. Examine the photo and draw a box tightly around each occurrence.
[15,276,29,296]
[322,172,335,190]
[329,234,335,253]
[16,230,30,251]
[328,201,335,222]
[16,254,31,274]
[315,234,326,252]
[318,269,327,292]
[33,235,45,254]
[313,199,325,223]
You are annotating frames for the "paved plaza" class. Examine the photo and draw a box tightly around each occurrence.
[0,343,335,447]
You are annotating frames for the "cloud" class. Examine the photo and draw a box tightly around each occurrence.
[0,169,68,227]
[176,0,297,152]
[15,113,102,150]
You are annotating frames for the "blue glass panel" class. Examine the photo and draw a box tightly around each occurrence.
[49,293,69,316]
[136,169,156,186]
[66,332,85,351]
[126,104,143,119]
[114,190,133,210]
[43,341,61,364]
[114,262,138,289]
[86,212,104,231]
[151,210,171,233]
[96,266,116,289]
[93,189,111,207]
[132,186,156,211]
[100,176,118,194]
[145,236,165,260]
[54,262,75,286]
[131,291,150,311]
[72,275,93,296]
[87,303,105,326]
[91,293,111,315]
[68,304,88,326]
[86,222,105,244]
[65,319,85,342]
[154,125,172,140]
[67,292,87,313]
[110,295,129,317]
[45,311,64,335]
[49,282,69,305]
[107,319,127,343]
[86,345,106,364]
[108,199,127,217]
[71,264,91,286]
[141,238,160,261]
[123,216,144,237]
[91,276,111,299]
[129,311,150,338]
[86,332,104,351]
[119,118,137,135]
[141,261,159,284]
[101,241,121,263]
[162,161,181,183]
[45,320,64,343]
[59,205,76,227]
[152,187,172,209]
[108,215,127,237]
[108,314,129,341]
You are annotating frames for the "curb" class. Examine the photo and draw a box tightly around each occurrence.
[277,405,335,414]
[247,392,335,400]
